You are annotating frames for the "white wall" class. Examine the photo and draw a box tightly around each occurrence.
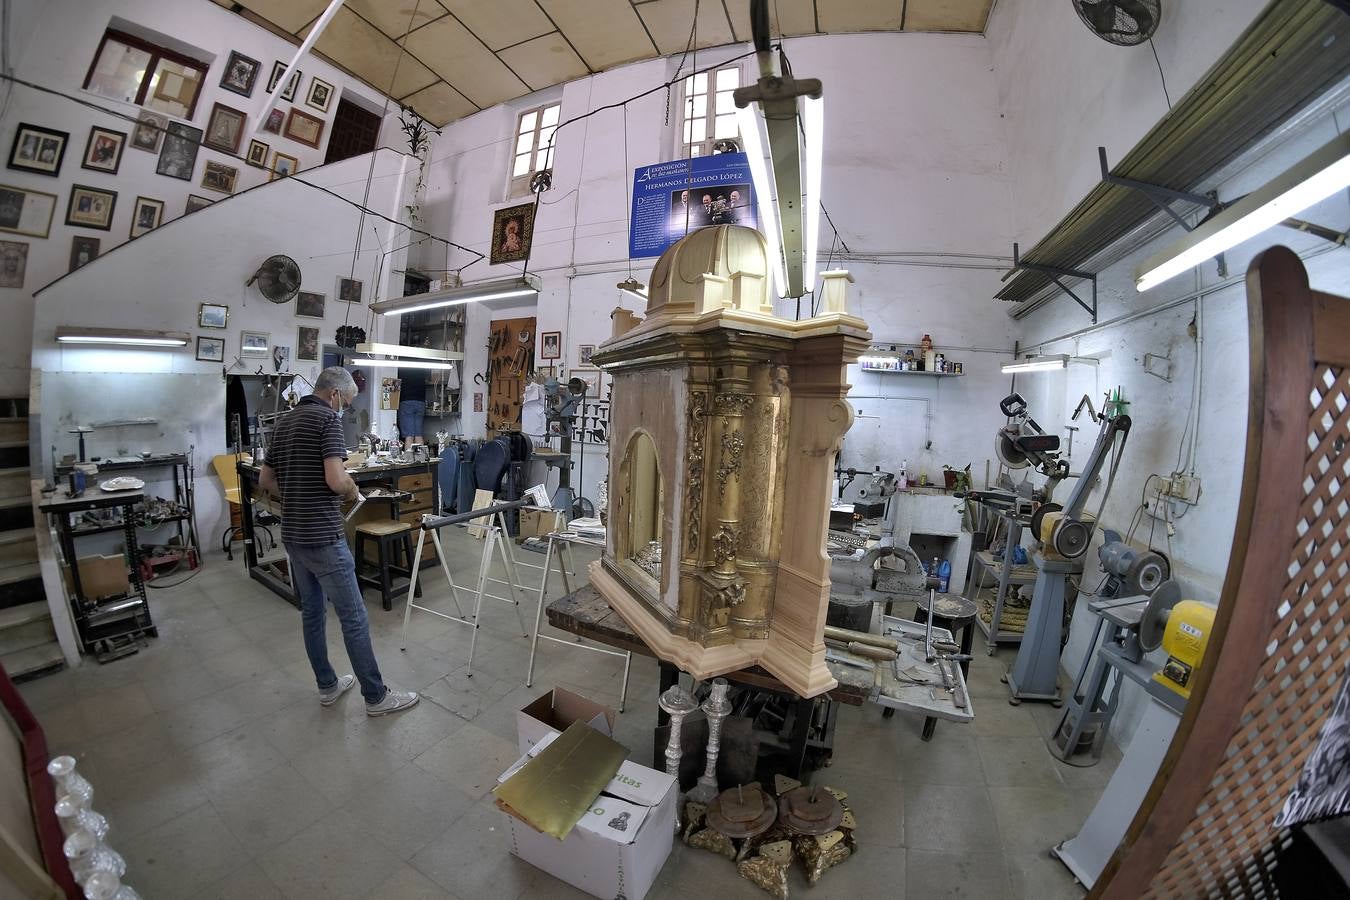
[413,32,1020,504]
[31,149,414,539]
[0,0,403,396]
[988,0,1272,242]
[989,0,1350,752]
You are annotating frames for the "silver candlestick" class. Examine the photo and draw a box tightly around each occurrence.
[688,678,731,804]
[659,682,698,829]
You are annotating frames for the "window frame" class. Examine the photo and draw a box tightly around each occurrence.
[82,28,209,120]
[507,102,561,198]
[677,63,743,159]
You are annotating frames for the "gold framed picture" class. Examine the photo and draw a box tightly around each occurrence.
[490,203,535,265]
[200,160,238,194]
[271,151,298,181]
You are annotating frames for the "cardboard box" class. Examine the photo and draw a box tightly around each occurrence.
[517,508,558,539]
[518,687,616,756]
[62,555,129,600]
[498,728,677,900]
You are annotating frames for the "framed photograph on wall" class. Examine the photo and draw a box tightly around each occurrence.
[577,344,596,367]
[268,61,302,101]
[263,108,284,134]
[306,77,333,113]
[0,241,27,289]
[204,102,246,153]
[0,184,57,238]
[296,291,325,319]
[198,302,228,328]
[200,161,238,194]
[69,236,99,272]
[246,139,269,168]
[241,331,270,357]
[65,184,117,231]
[156,121,202,180]
[7,123,68,177]
[196,336,225,362]
[335,276,362,303]
[128,196,164,238]
[270,151,298,181]
[283,108,324,149]
[185,194,212,215]
[219,50,260,98]
[297,325,319,361]
[81,127,126,175]
[541,331,561,360]
[131,112,169,153]
[490,203,534,265]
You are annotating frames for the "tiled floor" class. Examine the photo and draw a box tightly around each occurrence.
[19,534,1115,899]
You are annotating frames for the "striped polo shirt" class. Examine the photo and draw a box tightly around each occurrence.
[268,395,349,546]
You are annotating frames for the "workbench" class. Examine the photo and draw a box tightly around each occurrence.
[236,457,439,606]
[38,484,156,659]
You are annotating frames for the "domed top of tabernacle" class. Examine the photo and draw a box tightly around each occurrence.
[645,225,771,319]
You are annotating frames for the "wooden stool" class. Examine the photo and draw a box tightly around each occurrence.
[354,520,422,611]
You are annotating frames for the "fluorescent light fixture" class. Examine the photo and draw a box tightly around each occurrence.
[1136,132,1350,291]
[1002,354,1070,374]
[370,275,539,316]
[616,278,647,302]
[735,101,787,299]
[1001,354,1102,373]
[801,94,823,294]
[348,357,458,370]
[56,327,189,347]
[354,342,464,361]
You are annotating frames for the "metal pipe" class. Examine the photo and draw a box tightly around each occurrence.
[420,498,531,530]
[251,0,348,138]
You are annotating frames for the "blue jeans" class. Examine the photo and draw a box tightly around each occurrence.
[398,400,426,442]
[286,539,387,704]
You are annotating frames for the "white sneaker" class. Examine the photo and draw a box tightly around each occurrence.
[319,674,356,706]
[366,688,419,717]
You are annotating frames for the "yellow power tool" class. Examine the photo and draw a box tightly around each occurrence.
[1138,580,1217,699]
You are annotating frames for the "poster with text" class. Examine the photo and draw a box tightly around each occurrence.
[629,153,758,258]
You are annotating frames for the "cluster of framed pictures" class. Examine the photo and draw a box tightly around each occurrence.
[221,52,332,114]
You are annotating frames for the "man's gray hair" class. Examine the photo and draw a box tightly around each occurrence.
[315,366,357,398]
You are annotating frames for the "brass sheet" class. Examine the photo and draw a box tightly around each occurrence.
[492,722,627,840]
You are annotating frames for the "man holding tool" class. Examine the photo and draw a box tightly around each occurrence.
[260,366,419,717]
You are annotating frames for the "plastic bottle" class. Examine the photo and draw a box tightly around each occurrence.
[938,559,951,593]
[899,459,908,489]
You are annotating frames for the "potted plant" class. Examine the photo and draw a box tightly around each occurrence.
[943,463,971,493]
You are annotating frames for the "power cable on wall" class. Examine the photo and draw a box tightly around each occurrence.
[1148,38,1172,110]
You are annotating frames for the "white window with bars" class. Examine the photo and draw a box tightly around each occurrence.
[509,102,560,196]
[681,65,741,158]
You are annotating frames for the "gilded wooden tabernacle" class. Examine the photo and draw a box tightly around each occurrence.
[590,224,869,697]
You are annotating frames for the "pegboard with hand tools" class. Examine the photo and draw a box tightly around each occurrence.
[486,316,535,436]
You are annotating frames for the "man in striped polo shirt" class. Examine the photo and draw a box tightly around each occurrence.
[260,367,418,717]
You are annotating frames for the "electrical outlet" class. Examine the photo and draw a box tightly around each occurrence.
[1165,474,1202,505]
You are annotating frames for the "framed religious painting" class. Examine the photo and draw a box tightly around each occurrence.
[219,50,260,98]
[156,121,202,180]
[305,76,333,113]
[490,203,534,265]
[130,112,169,153]
[203,102,246,154]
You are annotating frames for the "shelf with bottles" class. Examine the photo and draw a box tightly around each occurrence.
[859,336,965,376]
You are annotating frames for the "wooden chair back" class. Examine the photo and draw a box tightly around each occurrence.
[1095,246,1350,896]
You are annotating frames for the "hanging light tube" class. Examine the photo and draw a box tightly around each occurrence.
[1001,354,1071,374]
[801,94,824,294]
[348,357,458,370]
[56,327,189,347]
[369,275,540,316]
[735,101,787,299]
[1135,132,1350,292]
[354,342,464,361]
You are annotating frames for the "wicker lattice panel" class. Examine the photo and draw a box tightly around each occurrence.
[1146,366,1350,898]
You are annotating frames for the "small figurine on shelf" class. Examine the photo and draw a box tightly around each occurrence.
[904,349,915,371]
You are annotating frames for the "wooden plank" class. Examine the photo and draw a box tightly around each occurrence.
[545,585,869,704]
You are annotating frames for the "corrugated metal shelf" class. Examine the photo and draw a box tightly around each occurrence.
[997,1,1350,314]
